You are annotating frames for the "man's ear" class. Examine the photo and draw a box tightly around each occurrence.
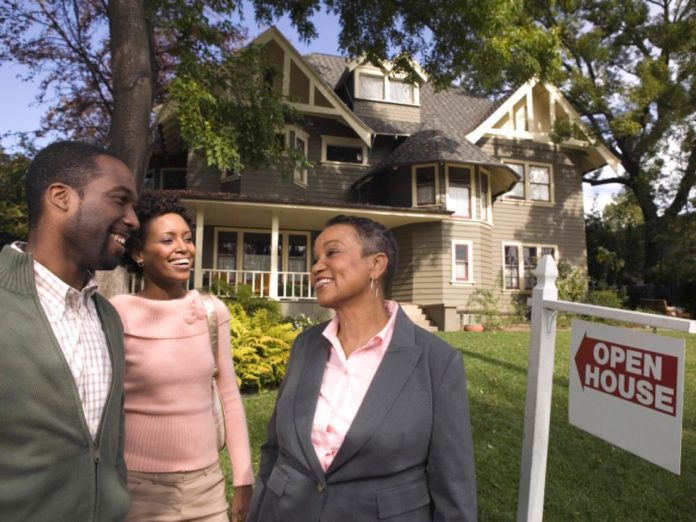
[45,183,73,213]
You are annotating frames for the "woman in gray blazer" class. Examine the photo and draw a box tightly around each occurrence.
[248,215,477,522]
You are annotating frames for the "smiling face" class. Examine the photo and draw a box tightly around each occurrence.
[135,212,195,293]
[62,155,139,272]
[311,223,385,310]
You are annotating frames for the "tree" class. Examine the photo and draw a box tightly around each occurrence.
[250,0,696,281]
[0,148,30,246]
[0,0,293,186]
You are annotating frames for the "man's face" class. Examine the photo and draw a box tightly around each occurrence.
[63,155,139,272]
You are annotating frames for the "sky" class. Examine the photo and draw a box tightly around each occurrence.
[0,2,620,213]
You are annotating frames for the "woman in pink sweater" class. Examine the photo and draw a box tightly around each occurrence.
[111,193,253,522]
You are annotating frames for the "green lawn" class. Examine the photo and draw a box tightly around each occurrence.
[223,329,696,520]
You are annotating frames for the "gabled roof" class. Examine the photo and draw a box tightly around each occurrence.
[252,27,373,145]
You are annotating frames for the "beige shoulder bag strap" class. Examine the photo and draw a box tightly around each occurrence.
[200,293,227,450]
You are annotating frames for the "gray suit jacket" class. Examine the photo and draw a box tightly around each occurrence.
[248,307,477,522]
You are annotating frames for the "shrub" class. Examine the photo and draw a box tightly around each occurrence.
[227,302,297,392]
[467,288,508,331]
[556,260,589,328]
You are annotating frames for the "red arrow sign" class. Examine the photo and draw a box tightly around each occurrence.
[574,334,679,416]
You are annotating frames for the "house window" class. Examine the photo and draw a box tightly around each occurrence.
[355,69,419,105]
[217,231,237,270]
[503,243,556,290]
[287,234,308,272]
[447,166,472,217]
[286,126,309,186]
[503,161,553,202]
[477,170,490,221]
[504,245,520,290]
[359,74,384,100]
[413,165,437,206]
[389,78,414,104]
[529,165,551,201]
[452,241,473,283]
[505,163,525,199]
[321,136,368,166]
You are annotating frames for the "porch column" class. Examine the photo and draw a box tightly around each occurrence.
[194,206,205,289]
[270,213,279,299]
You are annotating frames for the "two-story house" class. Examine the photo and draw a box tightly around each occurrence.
[147,26,619,330]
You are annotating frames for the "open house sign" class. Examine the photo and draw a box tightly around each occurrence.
[569,320,685,474]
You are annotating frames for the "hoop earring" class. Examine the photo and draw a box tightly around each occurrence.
[370,277,379,299]
[137,259,144,268]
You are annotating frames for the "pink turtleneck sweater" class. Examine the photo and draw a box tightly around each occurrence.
[110,290,253,486]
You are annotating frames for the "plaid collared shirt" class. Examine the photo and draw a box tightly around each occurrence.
[13,242,112,440]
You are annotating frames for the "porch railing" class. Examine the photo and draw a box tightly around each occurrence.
[129,269,315,300]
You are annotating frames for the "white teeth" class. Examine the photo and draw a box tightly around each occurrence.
[170,259,190,266]
[111,234,126,246]
[314,278,331,289]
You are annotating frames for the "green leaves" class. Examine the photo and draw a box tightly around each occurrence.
[227,302,298,392]
[169,44,299,173]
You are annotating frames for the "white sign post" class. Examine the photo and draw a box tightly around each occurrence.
[517,255,696,522]
[569,320,684,474]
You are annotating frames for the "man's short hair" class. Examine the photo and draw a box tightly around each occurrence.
[25,141,122,229]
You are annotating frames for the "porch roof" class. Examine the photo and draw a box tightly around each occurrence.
[164,190,452,230]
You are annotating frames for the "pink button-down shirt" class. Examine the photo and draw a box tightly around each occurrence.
[311,300,399,471]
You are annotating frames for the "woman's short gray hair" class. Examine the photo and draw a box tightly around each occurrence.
[324,215,399,294]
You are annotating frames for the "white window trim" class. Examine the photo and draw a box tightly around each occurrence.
[445,164,474,218]
[354,67,420,106]
[501,160,555,204]
[284,125,310,187]
[411,163,440,207]
[320,135,369,166]
[451,240,474,285]
[478,168,492,223]
[501,241,558,291]
[213,227,312,272]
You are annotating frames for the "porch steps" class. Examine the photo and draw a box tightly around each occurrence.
[399,303,438,332]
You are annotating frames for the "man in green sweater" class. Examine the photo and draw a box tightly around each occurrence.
[0,141,139,521]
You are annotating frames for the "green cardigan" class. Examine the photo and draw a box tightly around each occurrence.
[0,245,130,521]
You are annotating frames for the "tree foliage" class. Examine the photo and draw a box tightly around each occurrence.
[0,0,296,185]
[251,0,696,281]
[249,0,560,91]
[0,149,30,246]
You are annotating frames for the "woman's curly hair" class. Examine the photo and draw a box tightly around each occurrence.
[121,192,195,275]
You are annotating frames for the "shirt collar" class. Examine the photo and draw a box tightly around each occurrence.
[14,241,99,320]
[322,300,399,357]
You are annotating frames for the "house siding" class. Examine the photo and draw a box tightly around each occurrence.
[352,99,421,124]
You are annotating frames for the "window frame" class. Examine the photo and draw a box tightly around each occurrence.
[213,228,312,273]
[284,125,310,187]
[320,135,369,166]
[354,68,420,106]
[501,160,554,204]
[501,242,558,291]
[445,165,474,218]
[451,240,474,284]
[411,163,439,207]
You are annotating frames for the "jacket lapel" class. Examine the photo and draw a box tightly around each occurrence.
[327,308,423,474]
[292,326,330,482]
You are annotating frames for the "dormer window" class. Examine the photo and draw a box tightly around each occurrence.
[355,68,419,106]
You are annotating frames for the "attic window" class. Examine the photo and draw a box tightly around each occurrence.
[355,69,419,105]
[389,79,414,104]
[359,74,384,100]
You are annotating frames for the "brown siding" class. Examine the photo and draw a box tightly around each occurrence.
[290,61,310,104]
[480,137,588,301]
[353,99,421,123]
